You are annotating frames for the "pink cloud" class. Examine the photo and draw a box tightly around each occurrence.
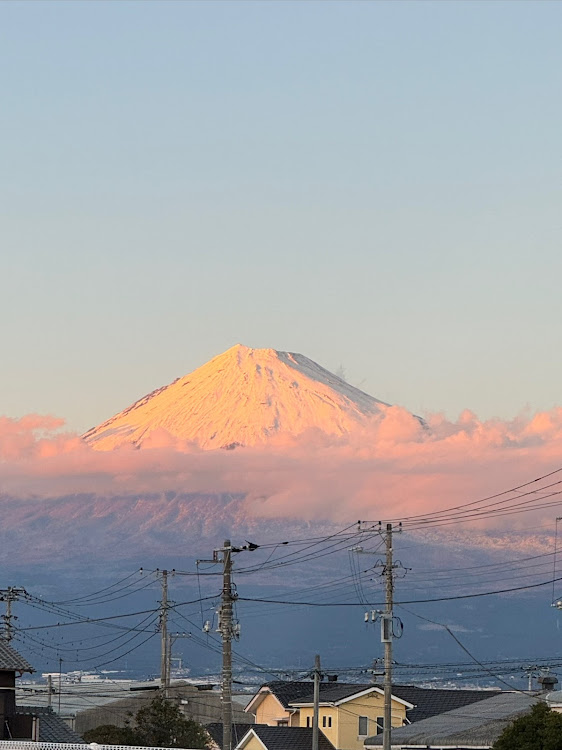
[1,409,562,531]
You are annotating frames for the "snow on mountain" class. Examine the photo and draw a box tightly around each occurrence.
[83,344,393,450]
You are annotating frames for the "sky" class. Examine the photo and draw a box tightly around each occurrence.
[2,0,562,434]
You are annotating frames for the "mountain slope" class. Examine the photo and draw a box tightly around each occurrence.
[83,344,392,450]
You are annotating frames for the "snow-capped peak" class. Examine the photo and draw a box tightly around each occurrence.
[83,344,392,450]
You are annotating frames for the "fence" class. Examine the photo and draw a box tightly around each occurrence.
[0,744,200,750]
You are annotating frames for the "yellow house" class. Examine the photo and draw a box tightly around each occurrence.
[235,725,335,750]
[244,681,317,727]
[290,685,412,750]
[244,681,413,750]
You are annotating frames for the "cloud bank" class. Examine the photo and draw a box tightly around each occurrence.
[1,407,562,529]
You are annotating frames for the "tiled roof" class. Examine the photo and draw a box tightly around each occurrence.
[383,685,502,723]
[364,692,539,747]
[0,639,34,672]
[289,682,499,720]
[260,681,317,709]
[290,683,375,705]
[238,725,335,750]
[205,722,256,749]
[16,706,86,743]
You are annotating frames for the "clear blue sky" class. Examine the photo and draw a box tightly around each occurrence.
[2,0,561,433]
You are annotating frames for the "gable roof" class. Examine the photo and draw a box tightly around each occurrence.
[0,639,34,673]
[237,725,335,750]
[246,681,316,713]
[247,680,497,722]
[364,692,539,747]
[16,706,86,743]
[290,684,413,709]
[205,722,256,749]
[382,685,502,723]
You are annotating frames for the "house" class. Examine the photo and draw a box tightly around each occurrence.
[0,639,84,742]
[16,706,87,743]
[246,680,503,750]
[364,691,539,749]
[234,725,335,750]
[205,722,260,750]
[370,684,501,725]
[288,684,413,750]
[244,681,317,726]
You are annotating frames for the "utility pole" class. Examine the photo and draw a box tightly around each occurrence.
[357,523,402,750]
[167,633,191,683]
[221,540,234,750]
[312,654,321,750]
[58,658,63,713]
[158,570,170,697]
[199,540,240,750]
[0,587,27,643]
[383,523,394,750]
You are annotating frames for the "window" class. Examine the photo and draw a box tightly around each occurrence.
[322,716,332,728]
[376,717,384,735]
[277,721,288,727]
[358,716,368,736]
[322,716,327,728]
[306,717,311,728]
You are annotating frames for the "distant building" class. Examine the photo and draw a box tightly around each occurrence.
[74,682,253,735]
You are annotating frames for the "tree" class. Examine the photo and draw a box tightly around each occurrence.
[81,695,210,749]
[493,702,562,750]
[134,695,209,748]
[83,724,139,745]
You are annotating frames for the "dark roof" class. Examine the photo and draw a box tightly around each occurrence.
[0,639,34,673]
[364,692,539,747]
[384,685,502,723]
[16,706,86,743]
[241,726,335,750]
[290,683,375,705]
[289,682,500,721]
[261,681,317,709]
[205,723,256,749]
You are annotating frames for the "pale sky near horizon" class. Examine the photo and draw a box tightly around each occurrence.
[2,0,562,433]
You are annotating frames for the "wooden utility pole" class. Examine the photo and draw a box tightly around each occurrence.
[312,654,321,750]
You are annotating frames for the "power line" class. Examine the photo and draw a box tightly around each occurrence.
[237,574,562,606]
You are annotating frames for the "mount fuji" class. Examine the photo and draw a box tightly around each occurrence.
[83,344,398,450]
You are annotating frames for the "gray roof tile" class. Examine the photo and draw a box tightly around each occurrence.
[205,723,256,749]
[0,639,34,673]
[239,726,335,750]
[260,681,317,709]
[16,706,86,743]
[290,683,374,705]
[364,692,539,747]
[288,682,498,719]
